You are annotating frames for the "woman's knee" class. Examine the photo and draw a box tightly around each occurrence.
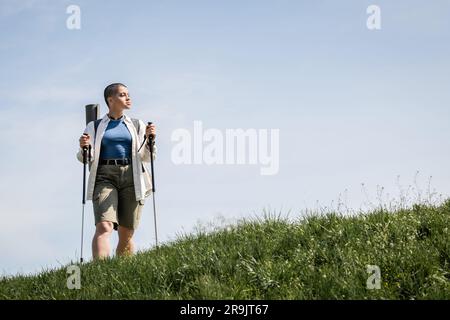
[95,221,114,235]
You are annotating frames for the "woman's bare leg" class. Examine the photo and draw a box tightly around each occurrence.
[117,226,135,256]
[92,221,113,260]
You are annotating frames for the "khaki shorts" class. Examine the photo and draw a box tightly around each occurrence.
[93,164,144,231]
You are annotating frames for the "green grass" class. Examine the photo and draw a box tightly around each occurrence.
[1,201,449,299]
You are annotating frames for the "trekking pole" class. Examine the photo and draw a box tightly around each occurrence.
[80,143,88,263]
[147,122,159,247]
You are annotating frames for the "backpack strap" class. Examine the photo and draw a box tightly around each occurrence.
[94,119,102,134]
[131,119,147,173]
[131,118,141,135]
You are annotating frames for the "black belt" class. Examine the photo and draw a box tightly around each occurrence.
[99,158,131,165]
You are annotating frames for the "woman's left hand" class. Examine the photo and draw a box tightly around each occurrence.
[146,123,156,138]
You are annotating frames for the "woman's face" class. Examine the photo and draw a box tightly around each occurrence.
[109,86,132,110]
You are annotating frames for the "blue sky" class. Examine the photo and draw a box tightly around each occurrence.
[0,0,449,276]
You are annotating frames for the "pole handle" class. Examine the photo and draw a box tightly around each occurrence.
[147,122,155,144]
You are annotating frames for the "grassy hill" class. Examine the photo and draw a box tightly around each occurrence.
[1,201,449,299]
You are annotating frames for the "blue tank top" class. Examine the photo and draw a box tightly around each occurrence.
[99,118,132,159]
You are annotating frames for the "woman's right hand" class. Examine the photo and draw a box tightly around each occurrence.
[79,133,90,149]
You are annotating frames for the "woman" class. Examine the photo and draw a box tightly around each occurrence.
[77,83,156,259]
